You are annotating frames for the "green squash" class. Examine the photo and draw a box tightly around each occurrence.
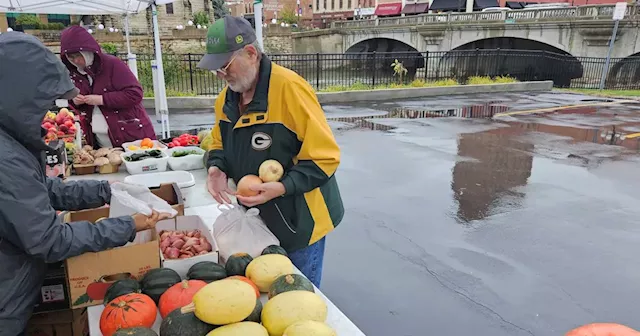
[114,327,158,336]
[268,274,315,299]
[160,307,216,336]
[187,261,227,283]
[243,298,263,323]
[261,245,288,257]
[140,268,181,304]
[225,253,253,277]
[103,279,141,306]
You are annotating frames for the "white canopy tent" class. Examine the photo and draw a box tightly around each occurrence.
[0,0,175,138]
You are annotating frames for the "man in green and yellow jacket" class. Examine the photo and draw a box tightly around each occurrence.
[198,16,344,287]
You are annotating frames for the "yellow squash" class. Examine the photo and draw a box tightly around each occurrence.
[181,279,256,325]
[262,291,328,336]
[206,322,268,336]
[246,254,294,292]
[283,320,337,336]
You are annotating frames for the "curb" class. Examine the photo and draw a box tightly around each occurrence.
[143,81,553,110]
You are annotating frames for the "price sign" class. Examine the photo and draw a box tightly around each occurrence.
[613,2,627,21]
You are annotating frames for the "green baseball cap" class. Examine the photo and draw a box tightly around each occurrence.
[197,16,256,71]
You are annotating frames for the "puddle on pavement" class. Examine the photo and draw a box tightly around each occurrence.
[336,102,640,225]
[451,130,533,224]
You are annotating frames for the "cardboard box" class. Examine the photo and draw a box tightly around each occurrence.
[65,183,184,223]
[157,216,219,279]
[26,308,88,336]
[65,223,158,309]
[45,140,69,179]
[33,262,70,314]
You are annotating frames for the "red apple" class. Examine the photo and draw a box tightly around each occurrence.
[64,120,74,128]
[59,125,69,133]
[57,131,65,137]
[55,114,66,125]
[42,122,53,129]
[68,126,76,134]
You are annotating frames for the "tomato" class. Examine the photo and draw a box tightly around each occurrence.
[172,139,182,147]
[167,142,174,148]
[178,137,188,146]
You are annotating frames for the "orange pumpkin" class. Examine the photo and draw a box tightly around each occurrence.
[227,275,260,298]
[100,293,157,336]
[566,323,640,336]
[158,279,207,318]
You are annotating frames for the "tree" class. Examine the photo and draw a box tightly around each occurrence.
[280,7,299,24]
[212,0,229,19]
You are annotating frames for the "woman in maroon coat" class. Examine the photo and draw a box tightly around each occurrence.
[60,26,156,148]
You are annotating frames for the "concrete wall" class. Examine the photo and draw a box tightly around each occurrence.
[292,30,345,53]
[292,20,640,58]
[44,25,294,55]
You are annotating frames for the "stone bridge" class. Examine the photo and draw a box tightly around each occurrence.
[292,5,640,59]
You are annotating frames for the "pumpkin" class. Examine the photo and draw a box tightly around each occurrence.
[104,279,141,306]
[261,245,288,257]
[187,261,227,283]
[206,322,268,336]
[160,307,216,336]
[283,321,336,336]
[244,299,263,323]
[262,291,328,336]
[181,279,257,325]
[225,253,253,277]
[268,274,315,299]
[100,293,158,336]
[565,323,640,336]
[114,327,158,336]
[246,254,294,292]
[140,268,182,304]
[227,276,260,298]
[159,280,207,318]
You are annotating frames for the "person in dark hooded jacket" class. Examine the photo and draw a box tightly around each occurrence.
[0,32,171,336]
[60,25,156,149]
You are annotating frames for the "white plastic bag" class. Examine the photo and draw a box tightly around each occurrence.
[110,182,178,218]
[213,204,279,263]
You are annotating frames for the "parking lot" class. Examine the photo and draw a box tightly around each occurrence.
[158,91,640,335]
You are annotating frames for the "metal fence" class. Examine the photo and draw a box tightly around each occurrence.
[121,49,640,95]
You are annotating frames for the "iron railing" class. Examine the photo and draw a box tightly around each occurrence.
[333,4,640,28]
[116,49,640,95]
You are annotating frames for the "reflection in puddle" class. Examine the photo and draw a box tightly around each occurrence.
[452,130,534,224]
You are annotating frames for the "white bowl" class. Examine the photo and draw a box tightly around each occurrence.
[167,146,205,171]
[121,150,169,175]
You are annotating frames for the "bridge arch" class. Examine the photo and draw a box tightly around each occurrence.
[438,37,584,87]
[344,37,425,81]
[606,52,640,89]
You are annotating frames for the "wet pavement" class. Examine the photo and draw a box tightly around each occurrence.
[155,91,640,335]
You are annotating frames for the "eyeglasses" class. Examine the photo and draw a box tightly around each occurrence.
[214,52,239,76]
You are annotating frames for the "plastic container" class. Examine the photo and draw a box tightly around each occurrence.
[124,171,196,189]
[167,146,205,171]
[121,150,168,175]
[122,139,167,152]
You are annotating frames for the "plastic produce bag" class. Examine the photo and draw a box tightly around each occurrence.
[213,204,279,263]
[110,182,178,245]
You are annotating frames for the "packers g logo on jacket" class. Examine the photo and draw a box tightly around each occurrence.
[251,132,272,150]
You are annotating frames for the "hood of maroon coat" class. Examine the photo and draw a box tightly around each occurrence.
[60,26,102,71]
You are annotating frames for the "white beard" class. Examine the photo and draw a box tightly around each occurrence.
[228,64,258,93]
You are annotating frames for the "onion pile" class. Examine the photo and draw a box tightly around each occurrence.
[159,230,213,260]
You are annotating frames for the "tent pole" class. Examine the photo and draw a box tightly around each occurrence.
[151,1,170,138]
[124,13,139,80]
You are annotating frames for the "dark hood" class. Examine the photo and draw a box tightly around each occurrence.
[0,32,78,151]
[60,26,102,71]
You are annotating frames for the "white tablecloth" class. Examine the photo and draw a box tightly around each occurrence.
[70,171,365,335]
